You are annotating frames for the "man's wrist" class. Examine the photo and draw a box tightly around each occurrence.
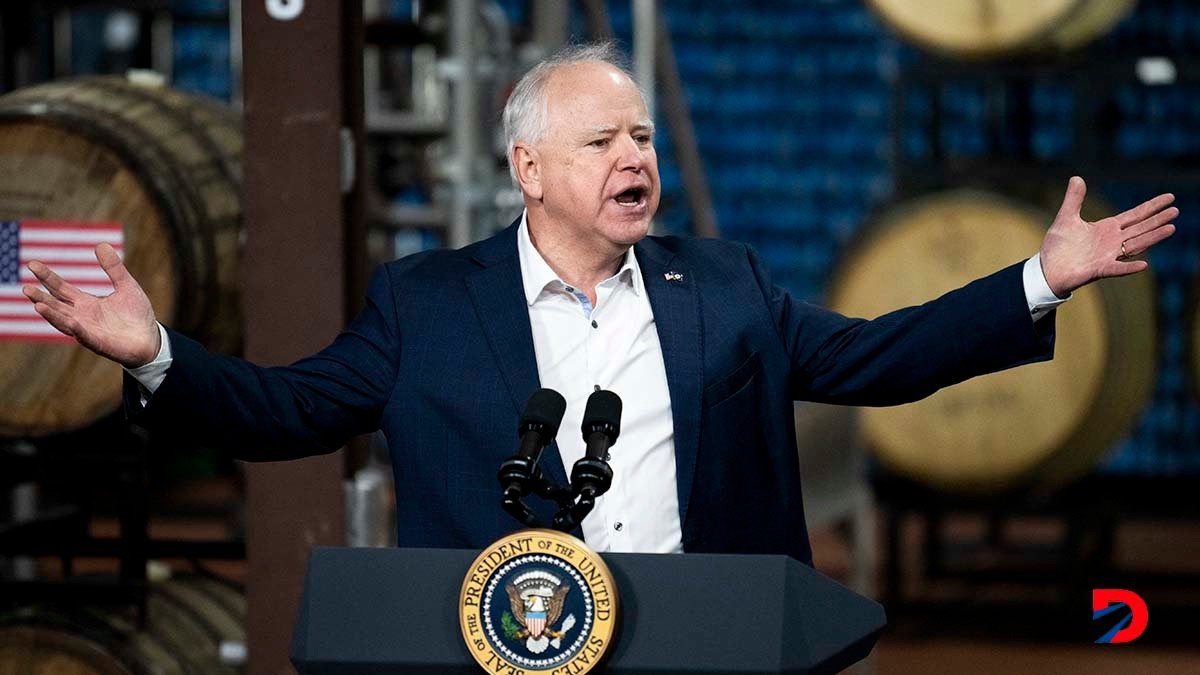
[1038,253,1070,300]
[1024,253,1070,322]
[125,323,173,395]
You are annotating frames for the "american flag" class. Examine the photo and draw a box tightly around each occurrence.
[0,219,124,342]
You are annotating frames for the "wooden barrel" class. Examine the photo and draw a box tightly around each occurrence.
[0,75,242,437]
[828,189,1156,494]
[866,0,1137,60]
[0,575,245,675]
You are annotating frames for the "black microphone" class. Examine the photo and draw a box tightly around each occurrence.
[555,390,620,531]
[517,388,568,463]
[499,389,567,525]
[572,389,621,500]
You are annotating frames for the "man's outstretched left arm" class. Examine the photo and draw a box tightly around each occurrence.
[759,177,1176,406]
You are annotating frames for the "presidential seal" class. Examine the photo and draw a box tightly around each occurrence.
[459,529,618,674]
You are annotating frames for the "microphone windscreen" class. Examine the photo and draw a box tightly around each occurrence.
[582,389,622,441]
[521,388,567,436]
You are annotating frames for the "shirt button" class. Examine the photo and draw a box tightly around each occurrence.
[591,320,598,328]
[613,522,623,532]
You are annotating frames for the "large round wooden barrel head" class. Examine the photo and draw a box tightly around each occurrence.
[0,76,241,437]
[0,121,178,435]
[867,0,1137,59]
[830,189,1152,493]
[866,0,1080,58]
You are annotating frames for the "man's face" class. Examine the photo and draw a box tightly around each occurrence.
[524,62,661,252]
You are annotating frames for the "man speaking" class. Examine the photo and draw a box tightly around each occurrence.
[21,43,1177,564]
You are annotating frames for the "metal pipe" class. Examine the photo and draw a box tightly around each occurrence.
[52,9,71,78]
[580,0,613,40]
[449,0,479,248]
[633,0,656,118]
[151,11,173,81]
[362,0,383,114]
[229,0,243,110]
[532,0,568,54]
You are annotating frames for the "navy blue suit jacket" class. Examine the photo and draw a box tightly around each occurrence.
[130,222,1055,563]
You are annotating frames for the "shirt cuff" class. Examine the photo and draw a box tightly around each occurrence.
[124,323,173,404]
[1023,253,1070,323]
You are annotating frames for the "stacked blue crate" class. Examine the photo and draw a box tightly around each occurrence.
[652,0,896,301]
[171,0,232,101]
[1030,82,1073,161]
[934,82,989,157]
[389,0,416,21]
[1106,0,1200,53]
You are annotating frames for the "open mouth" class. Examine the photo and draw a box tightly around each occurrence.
[613,186,646,207]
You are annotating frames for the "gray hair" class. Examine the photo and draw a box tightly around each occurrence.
[502,41,645,183]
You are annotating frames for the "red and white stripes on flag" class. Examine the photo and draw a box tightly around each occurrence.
[0,219,124,342]
[525,614,547,638]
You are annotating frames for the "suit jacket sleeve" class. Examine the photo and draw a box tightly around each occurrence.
[743,245,1057,406]
[123,264,402,461]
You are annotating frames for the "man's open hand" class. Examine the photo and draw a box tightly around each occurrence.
[1039,176,1177,298]
[22,243,160,368]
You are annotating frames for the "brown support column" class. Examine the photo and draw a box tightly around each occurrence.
[341,0,371,477]
[241,2,359,673]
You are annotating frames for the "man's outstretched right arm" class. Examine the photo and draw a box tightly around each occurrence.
[24,244,400,460]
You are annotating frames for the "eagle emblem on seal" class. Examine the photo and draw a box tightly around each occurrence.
[503,570,577,654]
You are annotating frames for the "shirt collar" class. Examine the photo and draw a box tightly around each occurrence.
[516,210,643,306]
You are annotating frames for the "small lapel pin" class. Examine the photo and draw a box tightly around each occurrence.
[664,271,684,283]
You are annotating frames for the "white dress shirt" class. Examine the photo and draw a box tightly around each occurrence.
[127,215,1068,553]
[516,216,684,553]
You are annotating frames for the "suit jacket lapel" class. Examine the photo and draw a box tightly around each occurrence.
[635,238,703,534]
[465,223,570,490]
